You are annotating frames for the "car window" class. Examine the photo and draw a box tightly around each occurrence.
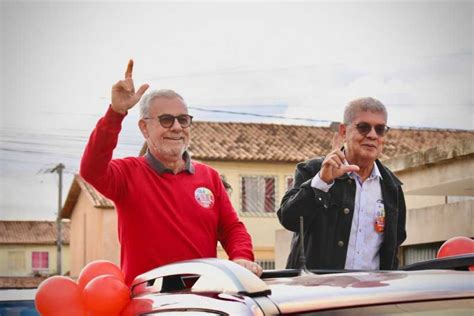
[302,298,474,315]
[0,300,39,315]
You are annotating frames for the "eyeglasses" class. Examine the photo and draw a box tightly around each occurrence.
[354,122,390,137]
[144,114,193,128]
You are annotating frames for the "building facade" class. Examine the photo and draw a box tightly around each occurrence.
[0,221,70,277]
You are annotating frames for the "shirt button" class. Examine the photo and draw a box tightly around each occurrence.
[343,208,350,214]
[338,241,344,247]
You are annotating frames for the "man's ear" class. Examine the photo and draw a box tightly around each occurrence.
[139,119,149,138]
[338,123,347,139]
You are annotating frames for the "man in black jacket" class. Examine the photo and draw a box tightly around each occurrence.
[278,97,406,270]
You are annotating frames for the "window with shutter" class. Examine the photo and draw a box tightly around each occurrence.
[32,251,49,271]
[241,176,276,213]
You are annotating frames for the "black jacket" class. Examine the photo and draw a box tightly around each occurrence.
[277,158,407,270]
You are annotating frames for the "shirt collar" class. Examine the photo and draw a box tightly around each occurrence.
[371,163,383,179]
[348,162,383,181]
[145,150,195,174]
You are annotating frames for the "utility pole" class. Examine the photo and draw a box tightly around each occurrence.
[50,163,65,275]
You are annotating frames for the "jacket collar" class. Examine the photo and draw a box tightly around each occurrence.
[375,159,402,187]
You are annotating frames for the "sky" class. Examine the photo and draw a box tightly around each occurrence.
[0,1,472,220]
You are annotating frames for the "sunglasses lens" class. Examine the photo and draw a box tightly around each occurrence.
[355,123,388,136]
[356,123,372,135]
[157,114,192,128]
[375,125,386,136]
[159,115,175,128]
[177,115,191,127]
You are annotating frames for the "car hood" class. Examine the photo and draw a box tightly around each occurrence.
[264,270,474,314]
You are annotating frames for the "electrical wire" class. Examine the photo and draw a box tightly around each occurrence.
[188,106,331,124]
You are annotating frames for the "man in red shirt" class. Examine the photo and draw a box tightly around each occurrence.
[80,60,261,286]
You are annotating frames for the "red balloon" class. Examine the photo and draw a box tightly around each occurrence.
[82,275,131,314]
[35,275,86,316]
[437,236,474,257]
[78,260,125,291]
[437,236,474,271]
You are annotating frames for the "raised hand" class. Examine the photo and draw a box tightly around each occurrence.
[111,59,149,114]
[319,133,360,184]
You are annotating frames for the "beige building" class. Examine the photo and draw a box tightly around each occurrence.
[0,221,70,277]
[384,139,474,264]
[61,177,119,277]
[61,121,474,276]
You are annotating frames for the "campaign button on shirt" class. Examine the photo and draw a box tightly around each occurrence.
[194,187,215,208]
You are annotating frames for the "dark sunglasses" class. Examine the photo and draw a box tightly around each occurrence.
[144,114,193,128]
[354,122,390,137]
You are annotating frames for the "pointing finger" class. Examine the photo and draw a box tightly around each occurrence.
[125,59,134,79]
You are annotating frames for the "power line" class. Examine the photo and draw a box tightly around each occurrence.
[188,106,332,124]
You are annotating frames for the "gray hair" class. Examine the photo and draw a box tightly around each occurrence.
[139,89,186,119]
[343,97,387,124]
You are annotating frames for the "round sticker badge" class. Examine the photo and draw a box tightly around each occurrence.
[194,187,215,208]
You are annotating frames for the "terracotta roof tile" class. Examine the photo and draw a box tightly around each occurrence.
[187,122,474,162]
[0,221,70,244]
[76,176,114,209]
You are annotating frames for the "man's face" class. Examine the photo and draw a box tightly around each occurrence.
[139,97,191,162]
[341,110,387,165]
